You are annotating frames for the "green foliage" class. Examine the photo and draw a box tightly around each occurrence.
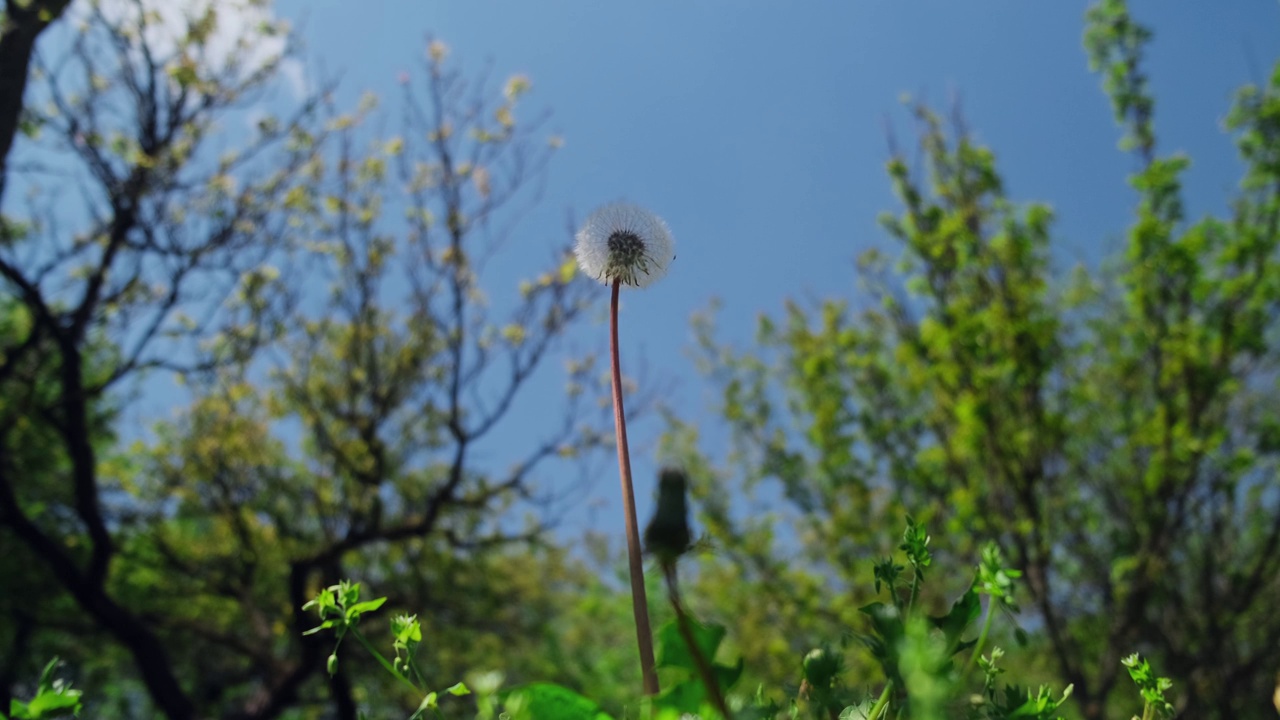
[316,517,1193,720]
[660,2,1280,717]
[4,519,1170,720]
[502,684,610,720]
[0,0,605,715]
[653,617,744,716]
[4,659,81,720]
[1084,0,1156,156]
[1121,655,1173,720]
[3,1,1278,719]
[303,583,628,720]
[304,582,472,719]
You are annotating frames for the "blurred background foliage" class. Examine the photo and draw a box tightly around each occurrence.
[0,1,1277,719]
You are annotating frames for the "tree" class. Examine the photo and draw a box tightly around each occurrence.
[666,2,1280,718]
[0,0,74,198]
[0,2,610,717]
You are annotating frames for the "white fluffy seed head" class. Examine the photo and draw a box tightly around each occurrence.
[574,202,674,289]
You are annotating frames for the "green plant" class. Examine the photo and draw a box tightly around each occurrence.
[575,202,679,697]
[303,581,472,720]
[300,515,1181,720]
[1121,655,1173,720]
[4,659,81,720]
[658,1,1280,715]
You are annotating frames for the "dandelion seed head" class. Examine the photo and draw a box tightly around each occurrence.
[574,202,674,289]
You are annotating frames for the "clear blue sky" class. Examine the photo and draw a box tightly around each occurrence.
[270,1,1280,540]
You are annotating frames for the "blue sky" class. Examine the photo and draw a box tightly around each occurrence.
[265,1,1279,540]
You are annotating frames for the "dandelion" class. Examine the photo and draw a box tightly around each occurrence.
[574,201,676,697]
[644,471,733,719]
[574,203,674,289]
[644,468,693,567]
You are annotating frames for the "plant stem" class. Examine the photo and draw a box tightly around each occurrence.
[663,564,733,720]
[866,683,892,720]
[962,596,996,678]
[350,628,421,695]
[906,572,921,617]
[610,278,660,697]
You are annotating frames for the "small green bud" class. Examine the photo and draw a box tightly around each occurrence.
[643,468,692,565]
[327,653,339,676]
[802,647,842,689]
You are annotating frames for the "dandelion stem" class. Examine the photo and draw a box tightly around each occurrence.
[610,278,660,696]
[663,563,733,720]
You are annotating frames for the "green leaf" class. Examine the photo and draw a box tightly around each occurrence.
[652,619,743,713]
[715,656,745,693]
[859,602,906,683]
[931,585,981,652]
[345,597,387,620]
[654,658,743,715]
[655,618,725,671]
[839,702,875,720]
[168,63,199,88]
[301,619,338,636]
[502,682,611,720]
[11,659,82,719]
[654,679,707,715]
[444,682,470,696]
[859,602,904,646]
